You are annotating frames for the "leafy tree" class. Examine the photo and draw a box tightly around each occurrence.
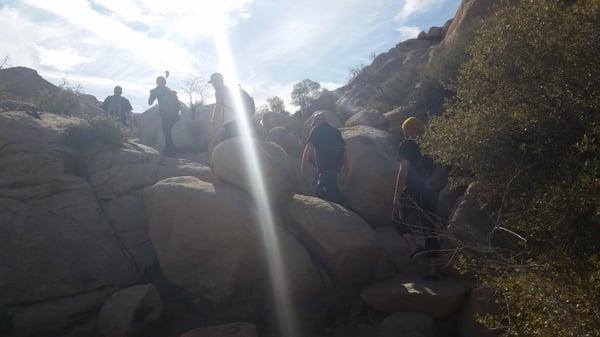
[291,79,321,112]
[422,1,600,336]
[266,96,286,114]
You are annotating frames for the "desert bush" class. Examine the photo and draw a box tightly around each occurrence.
[63,117,126,150]
[35,87,83,116]
[422,0,600,336]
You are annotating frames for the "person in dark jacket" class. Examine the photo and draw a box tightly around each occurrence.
[103,86,133,126]
[392,117,440,279]
[301,112,349,204]
[148,76,180,157]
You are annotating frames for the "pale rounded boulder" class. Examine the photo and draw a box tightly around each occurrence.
[267,126,302,158]
[142,177,323,308]
[262,111,292,134]
[345,109,388,130]
[340,126,400,227]
[288,195,386,287]
[98,284,163,337]
[379,312,437,337]
[211,138,295,204]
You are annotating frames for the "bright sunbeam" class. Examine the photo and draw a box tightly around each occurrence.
[211,14,299,337]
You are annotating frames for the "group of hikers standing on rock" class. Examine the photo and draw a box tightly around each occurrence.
[102,73,441,279]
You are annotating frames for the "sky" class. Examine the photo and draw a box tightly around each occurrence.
[0,0,460,112]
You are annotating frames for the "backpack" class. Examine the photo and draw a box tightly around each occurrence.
[239,87,256,116]
[160,89,181,113]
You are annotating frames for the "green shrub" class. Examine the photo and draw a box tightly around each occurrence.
[35,87,83,116]
[63,117,126,150]
[422,0,600,336]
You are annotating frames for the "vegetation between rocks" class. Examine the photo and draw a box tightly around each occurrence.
[63,117,127,150]
[422,0,600,336]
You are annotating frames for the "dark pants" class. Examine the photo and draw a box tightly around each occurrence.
[316,171,344,205]
[394,188,440,257]
[160,111,178,157]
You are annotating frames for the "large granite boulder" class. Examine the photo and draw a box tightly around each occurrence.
[261,111,302,136]
[288,195,385,288]
[0,111,211,337]
[290,157,317,197]
[211,138,295,205]
[98,284,163,337]
[374,226,429,278]
[361,276,470,319]
[85,142,211,274]
[134,104,214,154]
[340,126,400,227]
[143,177,323,309]
[443,0,505,48]
[345,109,388,130]
[267,126,302,158]
[379,312,437,337]
[0,176,139,305]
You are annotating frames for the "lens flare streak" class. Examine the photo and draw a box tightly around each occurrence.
[212,21,298,337]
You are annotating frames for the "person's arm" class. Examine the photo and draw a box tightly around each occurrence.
[301,143,315,175]
[210,90,224,126]
[148,89,156,106]
[125,98,133,112]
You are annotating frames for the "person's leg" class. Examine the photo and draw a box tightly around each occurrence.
[394,193,427,257]
[317,171,344,204]
[419,192,440,279]
[161,115,176,156]
[328,176,344,205]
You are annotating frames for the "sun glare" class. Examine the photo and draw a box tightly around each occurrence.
[211,14,299,337]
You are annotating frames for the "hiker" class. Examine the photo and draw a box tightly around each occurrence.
[301,112,349,204]
[392,117,440,279]
[148,76,180,157]
[209,72,257,143]
[102,86,133,126]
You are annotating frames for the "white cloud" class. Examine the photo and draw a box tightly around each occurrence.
[395,0,440,24]
[1,0,460,113]
[396,26,421,40]
[37,47,95,71]
[90,0,254,39]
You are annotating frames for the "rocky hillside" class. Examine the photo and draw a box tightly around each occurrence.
[335,0,506,119]
[0,67,104,117]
